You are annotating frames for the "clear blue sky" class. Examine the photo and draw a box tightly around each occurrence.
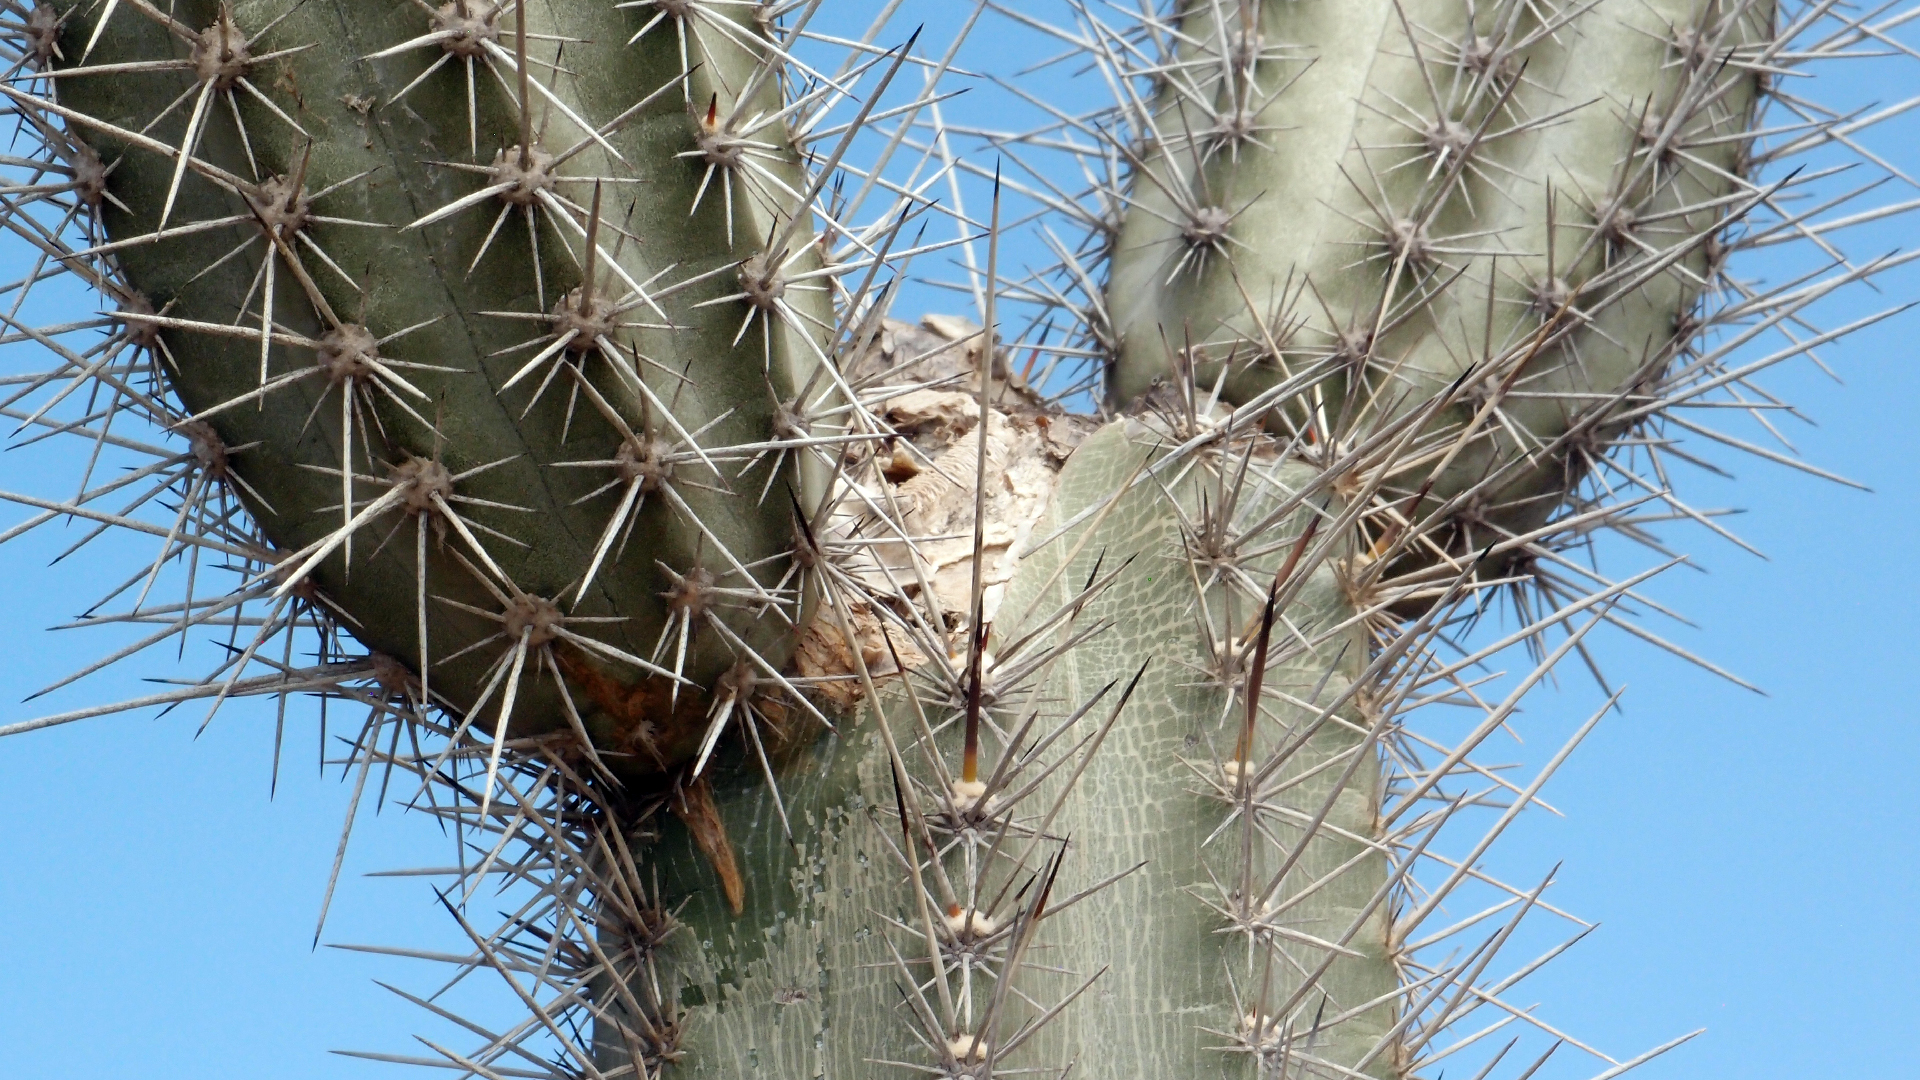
[2,5,1916,1078]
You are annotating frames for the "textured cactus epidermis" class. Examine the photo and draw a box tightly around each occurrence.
[1108,0,1766,534]
[52,0,831,755]
[992,422,1391,1077]
[648,421,1388,1078]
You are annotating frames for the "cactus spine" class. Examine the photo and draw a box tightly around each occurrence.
[0,1,1913,1079]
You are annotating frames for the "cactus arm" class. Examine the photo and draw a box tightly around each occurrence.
[1109,1,1770,537]
[45,0,831,758]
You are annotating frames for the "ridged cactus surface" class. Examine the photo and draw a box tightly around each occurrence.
[0,1,1913,1078]
[39,0,830,773]
[1107,1,1770,551]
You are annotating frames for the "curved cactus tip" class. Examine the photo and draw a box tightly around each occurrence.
[10,0,851,787]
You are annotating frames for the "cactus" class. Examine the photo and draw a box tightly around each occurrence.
[0,1,1913,1078]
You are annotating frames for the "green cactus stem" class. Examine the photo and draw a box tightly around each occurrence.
[1107,1,1769,555]
[41,0,831,774]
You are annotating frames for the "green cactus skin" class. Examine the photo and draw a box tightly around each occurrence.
[45,0,829,767]
[980,422,1394,1077]
[1107,1,1767,552]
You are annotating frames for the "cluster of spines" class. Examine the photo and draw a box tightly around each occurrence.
[0,0,972,758]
